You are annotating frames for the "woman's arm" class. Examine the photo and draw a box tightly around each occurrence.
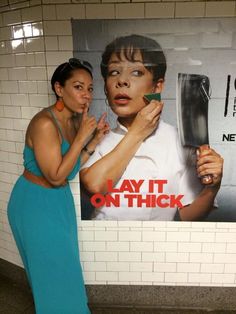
[80,101,163,194]
[80,113,110,166]
[31,108,97,186]
[179,147,224,221]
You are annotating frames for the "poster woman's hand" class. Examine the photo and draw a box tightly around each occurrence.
[197,146,224,187]
[129,100,163,140]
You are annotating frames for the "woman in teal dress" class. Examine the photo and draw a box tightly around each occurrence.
[7,58,109,314]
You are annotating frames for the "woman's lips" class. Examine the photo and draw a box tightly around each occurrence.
[113,93,131,105]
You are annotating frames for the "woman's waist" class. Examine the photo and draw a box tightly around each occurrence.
[23,168,68,189]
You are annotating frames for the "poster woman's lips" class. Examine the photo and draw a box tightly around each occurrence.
[114,93,131,105]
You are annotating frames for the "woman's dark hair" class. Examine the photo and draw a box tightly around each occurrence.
[101,34,166,83]
[51,58,93,99]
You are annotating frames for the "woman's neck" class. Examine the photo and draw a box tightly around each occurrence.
[118,116,135,130]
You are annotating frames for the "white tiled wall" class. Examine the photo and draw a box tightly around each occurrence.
[0,0,236,287]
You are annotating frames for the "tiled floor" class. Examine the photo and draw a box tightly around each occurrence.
[0,273,235,314]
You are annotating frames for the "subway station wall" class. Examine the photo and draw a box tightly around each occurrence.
[0,0,236,286]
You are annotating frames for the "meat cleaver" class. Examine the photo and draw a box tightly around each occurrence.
[176,73,213,184]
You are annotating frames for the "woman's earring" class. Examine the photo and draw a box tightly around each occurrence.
[55,98,64,112]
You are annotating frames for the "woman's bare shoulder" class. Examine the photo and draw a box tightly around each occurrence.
[26,107,58,147]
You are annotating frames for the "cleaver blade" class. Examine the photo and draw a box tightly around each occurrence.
[177,73,213,184]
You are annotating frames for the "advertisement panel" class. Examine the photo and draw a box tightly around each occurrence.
[71,18,236,222]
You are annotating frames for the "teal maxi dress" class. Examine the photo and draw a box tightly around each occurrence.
[7,109,91,314]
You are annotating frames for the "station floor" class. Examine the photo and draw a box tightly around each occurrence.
[1,272,236,314]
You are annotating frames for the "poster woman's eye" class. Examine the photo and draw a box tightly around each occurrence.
[132,70,144,77]
[108,70,119,76]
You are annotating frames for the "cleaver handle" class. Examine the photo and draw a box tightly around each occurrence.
[199,145,213,185]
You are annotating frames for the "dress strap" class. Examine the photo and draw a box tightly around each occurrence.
[47,108,64,140]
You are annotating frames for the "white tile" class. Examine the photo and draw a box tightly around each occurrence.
[202,243,226,253]
[214,253,236,264]
[206,1,235,17]
[106,241,129,251]
[94,231,117,241]
[80,252,94,262]
[42,4,57,20]
[58,36,73,51]
[13,118,29,131]
[83,261,106,271]
[56,4,85,19]
[190,253,213,263]
[8,152,22,164]
[96,271,118,281]
[145,3,175,18]
[154,242,178,252]
[45,36,58,51]
[43,0,70,3]
[19,80,37,93]
[212,273,235,283]
[118,252,141,262]
[6,130,24,142]
[1,81,18,94]
[119,271,141,282]
[32,22,43,37]
[119,231,142,241]
[130,242,153,252]
[19,106,39,119]
[154,262,176,272]
[29,94,49,107]
[191,232,215,243]
[165,272,188,283]
[27,67,47,80]
[44,21,71,36]
[11,94,29,107]
[142,252,165,262]
[95,252,118,261]
[0,68,8,80]
[201,263,224,273]
[3,10,21,26]
[21,6,42,23]
[142,231,166,241]
[0,140,16,153]
[46,51,72,65]
[0,95,11,106]
[116,3,144,18]
[177,263,200,273]
[25,53,36,66]
[25,37,44,52]
[166,252,189,263]
[0,27,11,41]
[130,262,152,272]
[107,262,129,271]
[8,67,27,80]
[215,232,236,243]
[86,4,115,19]
[167,232,190,242]
[178,242,202,253]
[188,273,211,283]
[35,52,46,66]
[83,241,106,251]
[83,271,95,282]
[0,55,15,68]
[3,106,21,119]
[37,81,48,94]
[175,2,205,18]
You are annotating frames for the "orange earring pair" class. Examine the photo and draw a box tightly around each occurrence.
[55,99,64,112]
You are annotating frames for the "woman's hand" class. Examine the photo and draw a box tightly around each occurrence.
[197,145,224,187]
[129,100,163,140]
[93,112,110,144]
[76,107,97,144]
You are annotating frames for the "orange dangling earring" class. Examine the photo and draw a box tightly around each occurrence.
[55,98,64,112]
